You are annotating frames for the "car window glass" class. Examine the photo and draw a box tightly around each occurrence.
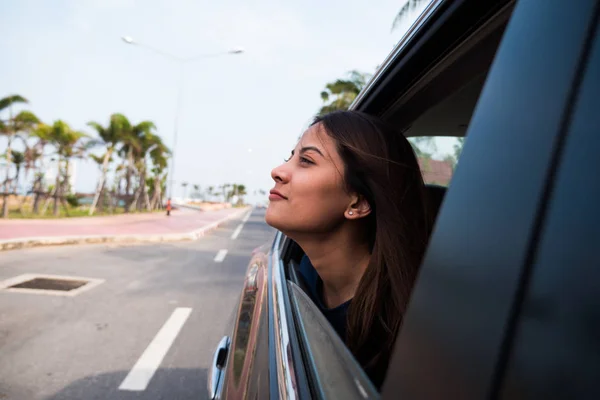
[288,281,379,399]
[408,136,465,186]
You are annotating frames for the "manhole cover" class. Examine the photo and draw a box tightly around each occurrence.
[8,277,88,291]
[0,274,105,297]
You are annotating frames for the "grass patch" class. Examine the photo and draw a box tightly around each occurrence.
[7,207,164,219]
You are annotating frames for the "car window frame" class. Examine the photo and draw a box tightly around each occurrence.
[353,0,514,117]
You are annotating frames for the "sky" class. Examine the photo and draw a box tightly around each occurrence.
[1,0,431,204]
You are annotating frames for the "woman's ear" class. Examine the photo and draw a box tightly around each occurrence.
[345,194,371,219]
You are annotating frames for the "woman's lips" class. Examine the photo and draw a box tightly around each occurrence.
[269,190,287,201]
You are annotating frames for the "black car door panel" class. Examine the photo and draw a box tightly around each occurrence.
[501,15,600,399]
[383,1,600,399]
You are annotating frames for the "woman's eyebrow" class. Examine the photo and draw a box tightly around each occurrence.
[299,146,325,158]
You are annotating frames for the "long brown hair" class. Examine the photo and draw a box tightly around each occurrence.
[312,110,430,387]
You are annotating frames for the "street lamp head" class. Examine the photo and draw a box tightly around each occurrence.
[229,47,244,54]
[122,36,135,44]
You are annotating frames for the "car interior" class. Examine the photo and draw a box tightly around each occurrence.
[279,0,517,387]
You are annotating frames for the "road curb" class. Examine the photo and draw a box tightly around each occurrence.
[0,207,251,252]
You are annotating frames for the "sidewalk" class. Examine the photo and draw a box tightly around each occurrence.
[0,207,250,251]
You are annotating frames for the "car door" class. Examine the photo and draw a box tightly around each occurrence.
[211,244,271,400]
[382,1,600,399]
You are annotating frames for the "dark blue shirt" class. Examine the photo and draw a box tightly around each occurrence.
[298,255,351,340]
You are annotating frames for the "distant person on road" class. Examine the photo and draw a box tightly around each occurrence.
[265,110,430,389]
[166,198,172,216]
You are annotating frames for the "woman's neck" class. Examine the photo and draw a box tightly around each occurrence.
[298,230,371,309]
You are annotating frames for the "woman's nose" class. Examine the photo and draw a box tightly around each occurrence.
[271,162,290,183]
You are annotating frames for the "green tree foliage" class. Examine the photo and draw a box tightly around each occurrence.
[0,93,172,218]
[318,71,372,115]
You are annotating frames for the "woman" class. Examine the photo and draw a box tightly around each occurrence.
[265,110,431,389]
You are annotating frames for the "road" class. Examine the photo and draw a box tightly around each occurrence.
[0,208,275,400]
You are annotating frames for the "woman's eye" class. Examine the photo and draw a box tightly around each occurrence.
[299,157,313,165]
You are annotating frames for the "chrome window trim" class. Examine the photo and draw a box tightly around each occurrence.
[270,232,300,399]
[351,0,444,111]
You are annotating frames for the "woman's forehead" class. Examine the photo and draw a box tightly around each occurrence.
[297,123,346,182]
[297,124,335,155]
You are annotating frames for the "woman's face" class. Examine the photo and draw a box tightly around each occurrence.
[265,123,352,235]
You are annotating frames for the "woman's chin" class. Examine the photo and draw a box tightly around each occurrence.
[265,206,292,234]
[265,206,280,229]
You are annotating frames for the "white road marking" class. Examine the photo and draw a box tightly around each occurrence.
[214,249,228,262]
[242,211,251,222]
[118,307,192,391]
[231,224,244,240]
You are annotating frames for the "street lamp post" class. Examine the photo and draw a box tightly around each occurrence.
[121,36,243,200]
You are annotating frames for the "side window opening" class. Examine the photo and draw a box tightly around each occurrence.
[408,136,466,187]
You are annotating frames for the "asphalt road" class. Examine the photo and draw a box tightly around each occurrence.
[0,208,275,400]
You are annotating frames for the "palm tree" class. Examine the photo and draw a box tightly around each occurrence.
[222,183,231,202]
[23,146,40,193]
[89,152,113,212]
[392,0,429,32]
[46,120,87,216]
[207,186,214,202]
[227,183,245,204]
[113,163,127,210]
[30,123,53,214]
[114,115,136,212]
[148,140,170,210]
[11,150,25,194]
[0,96,28,167]
[13,146,42,215]
[193,184,200,200]
[118,118,157,212]
[1,95,39,217]
[132,129,165,211]
[63,133,89,196]
[87,114,128,215]
[227,184,237,203]
[236,184,247,205]
[318,71,372,115]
